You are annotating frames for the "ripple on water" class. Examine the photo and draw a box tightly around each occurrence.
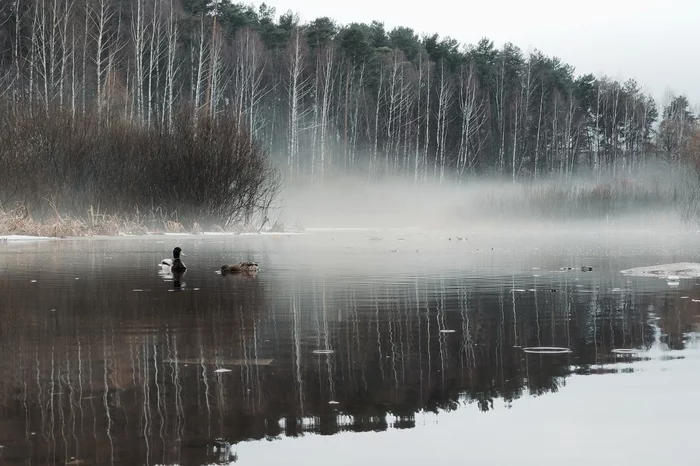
[611,349,639,355]
[522,347,572,354]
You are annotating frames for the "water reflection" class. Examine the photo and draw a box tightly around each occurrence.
[0,237,698,465]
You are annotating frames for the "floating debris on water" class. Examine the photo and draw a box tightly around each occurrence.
[65,457,87,465]
[680,296,689,299]
[313,349,334,354]
[522,347,572,354]
[132,289,143,292]
[214,368,232,373]
[439,329,456,333]
[75,277,80,280]
[30,280,37,283]
[328,401,339,405]
[692,299,700,303]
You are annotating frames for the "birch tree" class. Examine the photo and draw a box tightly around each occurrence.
[457,61,485,177]
[163,0,179,129]
[434,59,453,182]
[286,28,311,177]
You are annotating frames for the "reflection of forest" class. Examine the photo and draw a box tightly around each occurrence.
[0,270,697,465]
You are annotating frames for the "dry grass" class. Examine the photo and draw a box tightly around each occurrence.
[0,202,302,237]
[0,203,209,237]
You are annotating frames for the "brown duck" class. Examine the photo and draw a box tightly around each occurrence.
[221,261,259,275]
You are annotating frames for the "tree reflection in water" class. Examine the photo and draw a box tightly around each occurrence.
[0,256,694,465]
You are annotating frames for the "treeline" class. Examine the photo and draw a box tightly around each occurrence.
[0,0,698,184]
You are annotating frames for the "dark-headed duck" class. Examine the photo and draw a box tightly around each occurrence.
[161,247,187,273]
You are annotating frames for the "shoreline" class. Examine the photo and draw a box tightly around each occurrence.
[0,230,309,243]
[3,223,700,244]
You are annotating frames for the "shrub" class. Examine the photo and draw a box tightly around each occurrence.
[0,100,281,232]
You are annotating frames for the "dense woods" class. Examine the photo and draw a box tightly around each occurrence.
[1,0,698,188]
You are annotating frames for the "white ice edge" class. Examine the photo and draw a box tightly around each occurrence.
[620,262,700,278]
[158,231,308,236]
[1,235,54,241]
[236,231,308,236]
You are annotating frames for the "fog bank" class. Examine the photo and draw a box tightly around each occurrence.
[277,168,691,233]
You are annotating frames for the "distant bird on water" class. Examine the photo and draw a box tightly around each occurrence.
[161,247,187,273]
[221,261,259,275]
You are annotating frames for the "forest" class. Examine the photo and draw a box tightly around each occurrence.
[0,0,699,229]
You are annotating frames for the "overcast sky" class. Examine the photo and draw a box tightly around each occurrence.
[258,0,699,110]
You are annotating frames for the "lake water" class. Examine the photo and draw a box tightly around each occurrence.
[1,229,699,465]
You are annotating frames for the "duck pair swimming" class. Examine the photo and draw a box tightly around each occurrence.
[161,247,259,275]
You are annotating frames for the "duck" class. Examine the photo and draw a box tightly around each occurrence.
[221,261,259,275]
[161,247,187,273]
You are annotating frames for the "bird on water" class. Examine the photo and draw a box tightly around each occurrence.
[161,247,187,273]
[221,261,259,275]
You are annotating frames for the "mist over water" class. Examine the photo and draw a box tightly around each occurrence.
[276,161,691,234]
[0,231,699,465]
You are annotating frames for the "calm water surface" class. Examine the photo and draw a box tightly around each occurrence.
[0,229,699,465]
